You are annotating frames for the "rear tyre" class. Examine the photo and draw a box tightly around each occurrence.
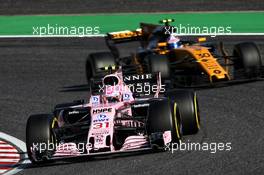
[166,90,200,135]
[26,114,56,164]
[147,99,182,148]
[86,52,116,82]
[233,42,262,77]
[147,54,170,79]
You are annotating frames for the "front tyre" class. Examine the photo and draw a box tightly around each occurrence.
[86,52,116,83]
[166,90,200,135]
[233,42,262,77]
[147,54,170,79]
[26,114,57,163]
[147,99,182,148]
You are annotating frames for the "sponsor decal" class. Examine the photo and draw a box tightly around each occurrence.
[91,95,100,105]
[91,131,109,135]
[92,108,112,114]
[69,110,79,115]
[133,103,149,108]
[214,70,221,74]
[163,131,172,145]
[124,74,152,82]
[95,135,104,143]
[92,122,109,129]
[197,53,211,58]
[93,114,109,123]
[123,93,132,101]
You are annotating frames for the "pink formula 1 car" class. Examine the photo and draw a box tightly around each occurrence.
[26,69,200,163]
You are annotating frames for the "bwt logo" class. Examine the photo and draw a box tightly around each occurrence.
[93,114,109,122]
[98,114,107,120]
[98,114,106,119]
[92,96,99,102]
[123,93,130,100]
[92,108,112,114]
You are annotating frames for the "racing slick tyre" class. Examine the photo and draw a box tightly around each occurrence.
[147,99,182,148]
[147,54,170,79]
[26,114,57,164]
[166,90,200,135]
[86,52,116,82]
[233,42,262,77]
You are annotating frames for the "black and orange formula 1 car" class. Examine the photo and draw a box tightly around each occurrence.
[86,19,264,88]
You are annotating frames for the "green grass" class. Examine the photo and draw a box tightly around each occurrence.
[0,12,263,35]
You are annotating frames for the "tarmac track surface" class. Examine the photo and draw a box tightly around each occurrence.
[0,0,263,15]
[0,36,264,174]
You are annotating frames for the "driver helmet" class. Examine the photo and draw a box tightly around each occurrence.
[103,75,121,103]
[167,34,181,49]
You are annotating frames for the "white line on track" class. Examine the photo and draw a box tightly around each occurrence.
[0,132,31,175]
[0,150,17,153]
[0,33,263,38]
[0,159,20,163]
[0,145,14,148]
[0,154,20,157]
[0,34,105,38]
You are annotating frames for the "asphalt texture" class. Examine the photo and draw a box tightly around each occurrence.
[0,36,264,174]
[0,0,263,15]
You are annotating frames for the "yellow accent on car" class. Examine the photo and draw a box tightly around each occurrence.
[185,46,230,81]
[51,117,58,129]
[51,118,58,144]
[162,19,174,23]
[173,103,181,139]
[157,42,167,47]
[198,37,206,42]
[109,30,142,40]
[194,93,200,129]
